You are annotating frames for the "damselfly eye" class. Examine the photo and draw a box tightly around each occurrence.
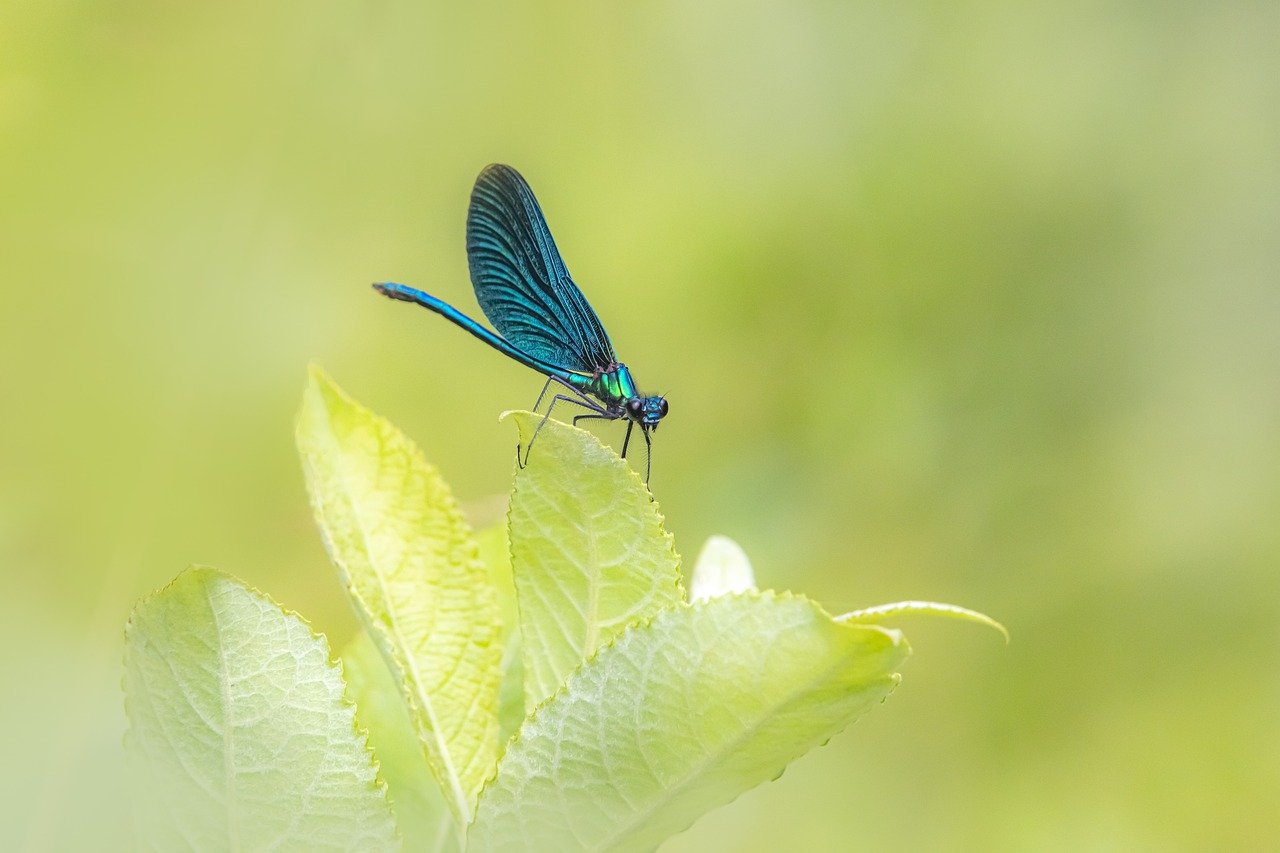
[627,398,644,414]
[658,398,669,418]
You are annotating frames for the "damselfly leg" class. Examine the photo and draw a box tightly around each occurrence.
[642,428,652,483]
[621,420,635,459]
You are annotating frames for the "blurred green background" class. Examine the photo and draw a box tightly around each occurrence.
[3,1,1277,849]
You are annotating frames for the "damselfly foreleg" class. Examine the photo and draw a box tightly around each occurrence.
[620,420,635,459]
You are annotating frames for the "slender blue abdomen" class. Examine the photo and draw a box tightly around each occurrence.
[373,283,584,382]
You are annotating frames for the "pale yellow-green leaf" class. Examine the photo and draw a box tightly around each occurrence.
[475,521,517,630]
[342,631,458,853]
[124,568,398,851]
[475,522,526,742]
[503,411,683,710]
[469,592,908,853]
[689,534,757,601]
[837,600,1009,642]
[297,366,501,824]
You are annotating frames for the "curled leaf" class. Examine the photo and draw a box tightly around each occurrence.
[837,600,1009,643]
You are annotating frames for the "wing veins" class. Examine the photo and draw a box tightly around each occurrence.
[465,165,616,373]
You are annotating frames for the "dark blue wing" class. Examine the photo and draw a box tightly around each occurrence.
[466,164,616,373]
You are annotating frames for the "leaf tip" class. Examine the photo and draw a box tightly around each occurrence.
[499,409,545,447]
[689,535,756,602]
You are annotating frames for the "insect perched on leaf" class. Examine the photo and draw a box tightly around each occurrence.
[375,164,669,480]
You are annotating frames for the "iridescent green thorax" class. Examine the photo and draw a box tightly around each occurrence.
[586,364,639,405]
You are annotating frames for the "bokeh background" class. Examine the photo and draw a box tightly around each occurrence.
[3,2,1278,849]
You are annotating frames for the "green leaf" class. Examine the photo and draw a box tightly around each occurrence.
[689,534,757,602]
[123,568,398,851]
[494,630,527,745]
[469,592,908,853]
[341,631,458,852]
[837,600,1010,643]
[297,366,502,824]
[503,411,683,710]
[474,522,527,743]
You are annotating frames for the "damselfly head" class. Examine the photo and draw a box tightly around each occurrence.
[626,395,669,430]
